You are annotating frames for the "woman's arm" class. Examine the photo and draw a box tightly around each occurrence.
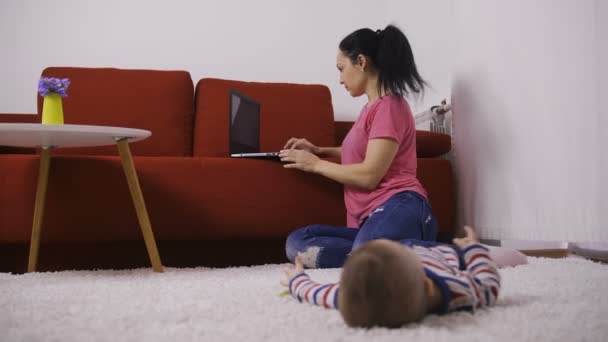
[280,138,398,191]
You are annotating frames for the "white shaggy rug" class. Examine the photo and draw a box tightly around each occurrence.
[1,256,607,342]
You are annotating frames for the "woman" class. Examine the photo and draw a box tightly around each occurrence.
[279,24,437,268]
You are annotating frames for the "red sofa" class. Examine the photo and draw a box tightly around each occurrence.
[0,67,454,272]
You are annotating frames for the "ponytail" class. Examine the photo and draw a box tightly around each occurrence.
[339,24,426,97]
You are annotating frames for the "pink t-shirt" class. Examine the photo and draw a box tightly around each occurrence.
[341,95,427,228]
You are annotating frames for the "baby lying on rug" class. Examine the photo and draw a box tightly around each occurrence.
[281,226,525,328]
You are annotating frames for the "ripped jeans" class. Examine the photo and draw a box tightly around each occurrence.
[285,190,438,268]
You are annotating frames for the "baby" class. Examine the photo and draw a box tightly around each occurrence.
[281,226,506,328]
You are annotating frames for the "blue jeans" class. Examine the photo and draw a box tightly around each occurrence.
[285,190,438,268]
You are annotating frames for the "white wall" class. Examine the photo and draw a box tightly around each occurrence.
[599,0,608,232]
[0,0,452,120]
[387,0,453,109]
[452,0,607,242]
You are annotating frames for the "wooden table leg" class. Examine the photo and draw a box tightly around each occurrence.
[28,147,51,272]
[116,139,163,272]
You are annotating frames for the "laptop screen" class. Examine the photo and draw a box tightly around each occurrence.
[229,90,260,155]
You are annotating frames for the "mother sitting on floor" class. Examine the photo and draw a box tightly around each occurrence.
[278,24,438,269]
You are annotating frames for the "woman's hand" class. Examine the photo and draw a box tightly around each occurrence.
[279,149,321,173]
[283,137,320,155]
[453,226,479,249]
[280,256,305,287]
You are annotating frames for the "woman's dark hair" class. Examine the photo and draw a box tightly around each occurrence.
[339,24,426,97]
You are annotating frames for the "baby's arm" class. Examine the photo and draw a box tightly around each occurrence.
[288,273,340,309]
[460,244,501,307]
[453,226,501,308]
[281,256,340,309]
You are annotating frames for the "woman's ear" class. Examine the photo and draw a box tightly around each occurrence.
[357,54,367,71]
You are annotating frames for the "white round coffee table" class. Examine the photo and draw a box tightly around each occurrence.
[0,123,163,272]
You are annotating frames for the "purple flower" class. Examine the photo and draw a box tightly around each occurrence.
[38,77,71,97]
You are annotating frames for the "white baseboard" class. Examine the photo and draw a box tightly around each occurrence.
[498,240,569,250]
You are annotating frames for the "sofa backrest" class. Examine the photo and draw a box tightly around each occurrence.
[193,78,335,157]
[39,67,195,156]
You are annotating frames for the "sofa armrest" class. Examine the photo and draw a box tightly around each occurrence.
[334,120,451,157]
[0,114,39,154]
[416,131,451,157]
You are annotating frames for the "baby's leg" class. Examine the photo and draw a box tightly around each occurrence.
[285,224,358,269]
[483,244,528,268]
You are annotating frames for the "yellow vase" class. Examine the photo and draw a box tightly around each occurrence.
[41,93,64,124]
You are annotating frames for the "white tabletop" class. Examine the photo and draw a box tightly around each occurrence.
[0,123,151,148]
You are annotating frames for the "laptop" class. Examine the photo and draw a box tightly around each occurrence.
[229,89,281,159]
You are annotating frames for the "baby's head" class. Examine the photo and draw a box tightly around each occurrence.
[338,239,428,328]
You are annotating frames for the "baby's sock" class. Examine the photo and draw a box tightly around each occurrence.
[484,245,528,268]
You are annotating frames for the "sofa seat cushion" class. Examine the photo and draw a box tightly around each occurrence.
[0,155,344,243]
[39,67,195,157]
[0,154,455,243]
[194,78,335,157]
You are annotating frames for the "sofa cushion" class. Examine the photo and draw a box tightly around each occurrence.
[194,78,335,157]
[0,155,454,243]
[39,67,195,156]
[0,155,345,243]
